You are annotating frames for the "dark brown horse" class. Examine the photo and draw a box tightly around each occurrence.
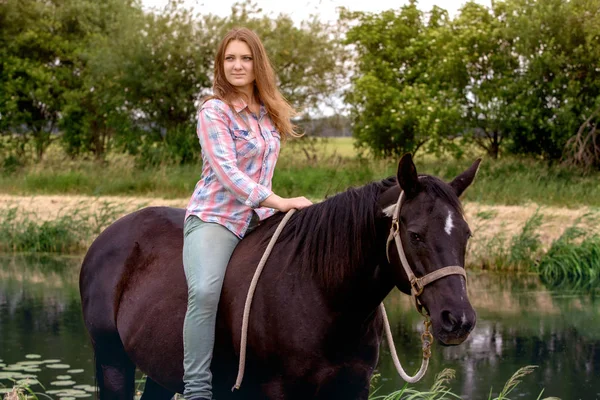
[79,154,480,400]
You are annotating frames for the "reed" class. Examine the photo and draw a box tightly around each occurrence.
[0,202,125,253]
[537,223,600,290]
[467,211,544,272]
[368,366,559,400]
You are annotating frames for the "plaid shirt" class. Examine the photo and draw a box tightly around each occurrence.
[185,98,280,238]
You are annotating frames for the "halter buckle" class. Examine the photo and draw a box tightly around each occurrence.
[410,277,424,297]
[391,218,400,235]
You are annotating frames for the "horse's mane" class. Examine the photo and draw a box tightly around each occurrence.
[258,179,395,291]
[257,174,461,290]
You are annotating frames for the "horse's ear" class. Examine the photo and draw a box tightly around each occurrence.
[397,153,420,197]
[449,158,482,197]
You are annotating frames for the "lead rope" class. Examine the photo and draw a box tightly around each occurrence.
[233,208,296,391]
[233,204,433,390]
[380,303,432,383]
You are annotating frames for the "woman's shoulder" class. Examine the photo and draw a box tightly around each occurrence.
[200,98,232,114]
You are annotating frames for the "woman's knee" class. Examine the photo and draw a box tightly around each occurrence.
[187,279,222,309]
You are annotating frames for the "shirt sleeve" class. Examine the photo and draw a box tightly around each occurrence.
[197,102,273,208]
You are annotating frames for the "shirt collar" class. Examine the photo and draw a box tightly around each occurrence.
[232,98,266,118]
[232,99,247,113]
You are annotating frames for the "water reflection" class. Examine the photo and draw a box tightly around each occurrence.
[379,272,600,399]
[0,255,94,393]
[0,256,599,399]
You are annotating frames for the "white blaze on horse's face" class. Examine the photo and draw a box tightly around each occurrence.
[444,211,454,236]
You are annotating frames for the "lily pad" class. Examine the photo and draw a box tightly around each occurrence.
[4,364,27,371]
[50,380,76,386]
[25,354,42,359]
[0,371,27,380]
[23,368,42,373]
[57,375,72,380]
[47,389,90,399]
[17,361,43,366]
[67,369,84,374]
[73,385,96,392]
[43,359,62,364]
[47,364,71,369]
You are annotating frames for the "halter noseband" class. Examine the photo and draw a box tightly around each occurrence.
[385,191,467,314]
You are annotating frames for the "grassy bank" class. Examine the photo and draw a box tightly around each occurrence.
[1,200,599,289]
[1,138,600,207]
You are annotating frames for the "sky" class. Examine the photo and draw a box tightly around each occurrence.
[140,0,492,23]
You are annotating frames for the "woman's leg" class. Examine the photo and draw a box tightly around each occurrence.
[182,216,240,400]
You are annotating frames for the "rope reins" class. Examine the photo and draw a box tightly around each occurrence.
[233,191,468,389]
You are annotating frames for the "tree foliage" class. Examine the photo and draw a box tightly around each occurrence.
[342,0,600,163]
[0,0,348,165]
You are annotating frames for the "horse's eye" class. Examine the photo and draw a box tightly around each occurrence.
[409,232,423,243]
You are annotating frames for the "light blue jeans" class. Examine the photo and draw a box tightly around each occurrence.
[182,215,254,400]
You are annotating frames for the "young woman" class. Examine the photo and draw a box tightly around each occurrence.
[182,27,312,400]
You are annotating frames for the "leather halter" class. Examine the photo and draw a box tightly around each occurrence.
[385,191,467,314]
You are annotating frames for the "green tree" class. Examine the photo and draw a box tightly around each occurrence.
[0,0,66,160]
[341,2,462,157]
[114,1,213,165]
[502,0,600,161]
[442,1,521,159]
[58,0,143,160]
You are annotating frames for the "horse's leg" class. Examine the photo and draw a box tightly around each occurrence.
[140,377,175,400]
[94,336,136,400]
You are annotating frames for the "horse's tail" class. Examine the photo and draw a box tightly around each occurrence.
[93,349,102,399]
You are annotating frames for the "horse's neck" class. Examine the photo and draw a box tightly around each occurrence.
[328,234,395,323]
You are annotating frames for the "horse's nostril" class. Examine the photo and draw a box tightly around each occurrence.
[441,310,459,331]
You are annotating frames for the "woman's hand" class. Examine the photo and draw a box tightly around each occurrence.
[260,194,313,212]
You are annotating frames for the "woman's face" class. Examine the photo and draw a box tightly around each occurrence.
[223,40,255,92]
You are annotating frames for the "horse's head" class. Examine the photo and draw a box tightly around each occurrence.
[380,154,481,345]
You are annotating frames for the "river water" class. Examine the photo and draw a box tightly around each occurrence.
[0,255,598,399]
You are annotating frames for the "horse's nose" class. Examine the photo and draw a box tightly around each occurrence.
[441,309,474,333]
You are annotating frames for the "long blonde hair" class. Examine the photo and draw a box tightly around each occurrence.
[209,27,300,138]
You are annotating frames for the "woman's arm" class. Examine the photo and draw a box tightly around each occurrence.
[260,193,313,212]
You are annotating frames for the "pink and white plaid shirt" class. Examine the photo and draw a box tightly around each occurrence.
[185,98,280,238]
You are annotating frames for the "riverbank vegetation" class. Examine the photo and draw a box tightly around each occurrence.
[369,365,559,400]
[1,360,556,400]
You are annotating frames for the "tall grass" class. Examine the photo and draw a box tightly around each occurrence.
[369,365,559,400]
[2,139,600,207]
[3,366,558,400]
[467,211,544,272]
[0,202,126,253]
[536,221,600,290]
